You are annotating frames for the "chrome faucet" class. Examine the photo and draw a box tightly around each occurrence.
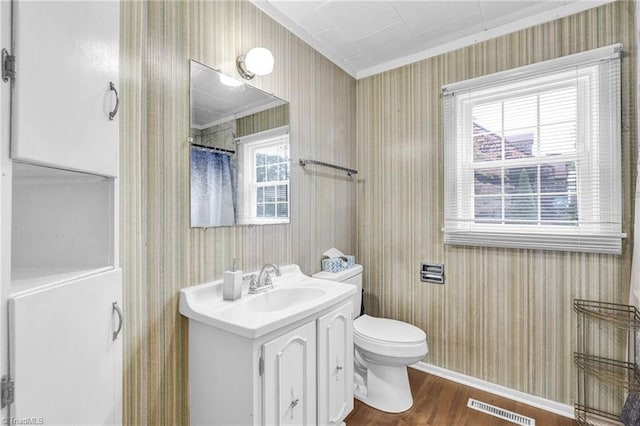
[248,263,281,294]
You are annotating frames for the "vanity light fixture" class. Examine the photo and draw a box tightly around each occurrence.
[236,47,274,80]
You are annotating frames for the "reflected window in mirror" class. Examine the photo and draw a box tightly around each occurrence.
[237,126,290,225]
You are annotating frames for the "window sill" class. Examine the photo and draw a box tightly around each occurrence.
[444,229,625,255]
[237,218,290,226]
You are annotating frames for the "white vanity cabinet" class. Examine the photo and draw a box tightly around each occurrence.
[10,0,120,177]
[186,298,354,426]
[317,303,354,425]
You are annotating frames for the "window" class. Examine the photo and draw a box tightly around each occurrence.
[443,44,624,254]
[237,126,290,224]
[254,144,289,219]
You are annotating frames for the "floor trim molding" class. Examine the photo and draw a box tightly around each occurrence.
[410,362,575,419]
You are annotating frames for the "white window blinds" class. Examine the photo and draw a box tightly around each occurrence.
[443,44,624,254]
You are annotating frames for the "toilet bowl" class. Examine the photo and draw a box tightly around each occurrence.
[312,265,428,413]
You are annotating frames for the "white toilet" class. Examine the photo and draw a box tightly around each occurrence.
[313,265,428,413]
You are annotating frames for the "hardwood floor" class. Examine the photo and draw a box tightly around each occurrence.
[344,368,577,425]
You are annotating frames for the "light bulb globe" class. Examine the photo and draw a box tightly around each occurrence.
[244,47,274,76]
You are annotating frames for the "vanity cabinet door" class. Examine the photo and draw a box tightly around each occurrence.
[11,0,119,177]
[317,302,354,425]
[262,321,316,425]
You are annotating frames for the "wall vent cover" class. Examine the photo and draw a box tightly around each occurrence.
[467,398,535,426]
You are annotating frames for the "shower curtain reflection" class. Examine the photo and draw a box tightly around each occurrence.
[190,146,236,227]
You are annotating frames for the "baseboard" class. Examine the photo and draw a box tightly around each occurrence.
[410,362,575,419]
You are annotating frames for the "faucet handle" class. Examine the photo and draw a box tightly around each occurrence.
[244,273,257,291]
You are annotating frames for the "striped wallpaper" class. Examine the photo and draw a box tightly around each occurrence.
[356,0,635,411]
[120,0,635,423]
[120,1,356,424]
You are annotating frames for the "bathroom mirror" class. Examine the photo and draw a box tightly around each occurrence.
[189,60,290,228]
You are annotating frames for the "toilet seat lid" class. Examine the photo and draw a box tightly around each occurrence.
[354,315,426,344]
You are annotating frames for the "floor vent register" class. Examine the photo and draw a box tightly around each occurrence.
[467,398,536,426]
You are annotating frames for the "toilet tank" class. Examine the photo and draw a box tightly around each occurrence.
[312,265,363,318]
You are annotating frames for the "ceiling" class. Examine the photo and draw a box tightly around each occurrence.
[251,0,614,79]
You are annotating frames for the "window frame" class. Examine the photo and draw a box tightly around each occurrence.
[443,44,624,254]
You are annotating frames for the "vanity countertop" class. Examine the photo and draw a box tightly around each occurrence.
[179,264,356,338]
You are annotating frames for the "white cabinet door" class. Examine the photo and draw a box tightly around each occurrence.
[11,0,119,177]
[317,303,353,425]
[263,321,316,426]
[9,269,123,425]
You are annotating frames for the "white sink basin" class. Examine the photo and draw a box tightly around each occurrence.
[179,264,356,338]
[242,287,326,312]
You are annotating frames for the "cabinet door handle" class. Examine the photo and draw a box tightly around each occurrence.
[108,82,119,120]
[112,301,123,341]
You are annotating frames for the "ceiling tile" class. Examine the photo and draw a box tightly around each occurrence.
[344,54,378,71]
[313,29,363,60]
[480,1,565,28]
[315,1,401,42]
[269,1,331,35]
[415,12,486,50]
[352,21,419,64]
[392,1,481,36]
